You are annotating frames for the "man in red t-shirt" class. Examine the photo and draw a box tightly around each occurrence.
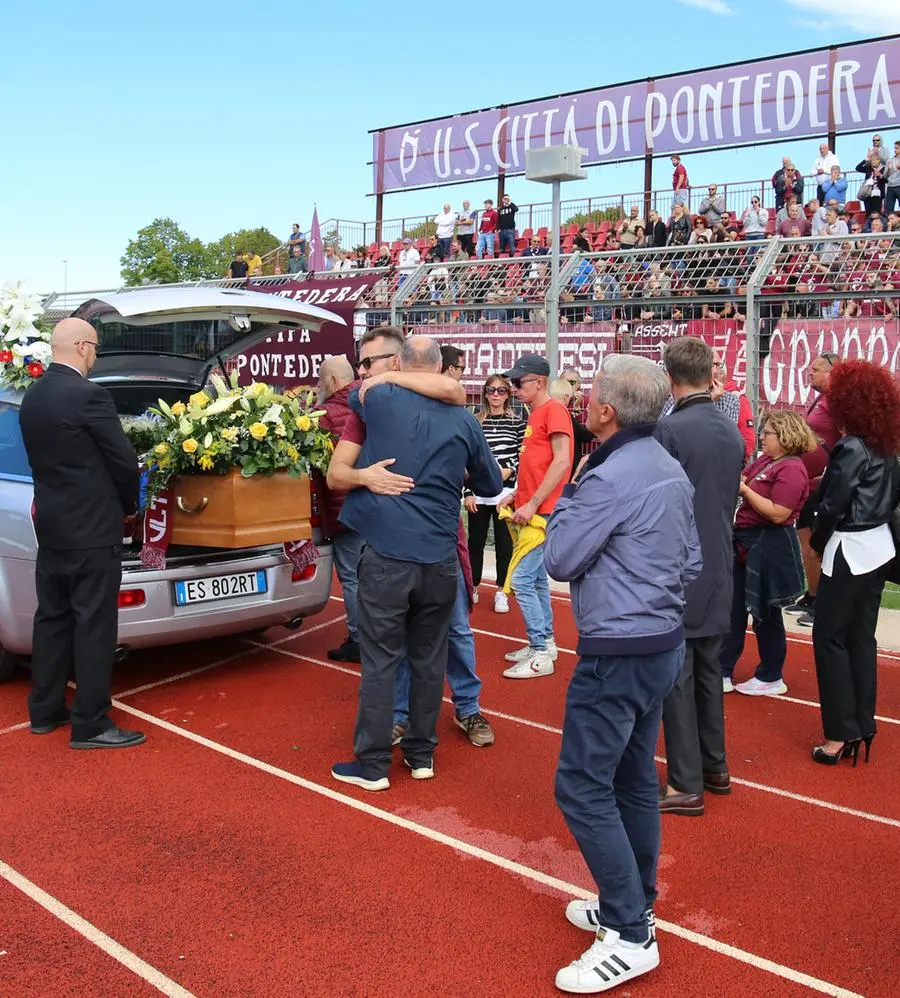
[477,199,498,259]
[498,353,574,679]
[786,352,841,626]
[671,155,689,206]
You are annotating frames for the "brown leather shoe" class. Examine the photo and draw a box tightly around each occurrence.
[659,791,704,816]
[703,771,731,795]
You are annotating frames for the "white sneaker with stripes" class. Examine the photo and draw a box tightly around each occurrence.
[504,638,558,662]
[556,926,659,993]
[565,899,656,939]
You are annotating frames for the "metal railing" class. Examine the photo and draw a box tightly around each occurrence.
[262,167,871,268]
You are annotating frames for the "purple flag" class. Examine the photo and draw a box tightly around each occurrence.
[307,207,324,272]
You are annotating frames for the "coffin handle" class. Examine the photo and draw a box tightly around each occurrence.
[176,496,209,515]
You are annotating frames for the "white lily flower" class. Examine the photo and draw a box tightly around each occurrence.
[261,403,284,424]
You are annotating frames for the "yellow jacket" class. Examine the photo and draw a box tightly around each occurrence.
[497,506,547,594]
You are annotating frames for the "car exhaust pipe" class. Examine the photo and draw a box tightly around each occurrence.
[283,616,304,631]
[114,645,130,663]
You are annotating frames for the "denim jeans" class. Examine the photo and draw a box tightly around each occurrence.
[509,544,553,650]
[332,529,364,642]
[719,560,787,683]
[672,189,689,207]
[498,229,516,254]
[885,186,900,214]
[476,232,495,258]
[394,566,481,725]
[556,647,684,943]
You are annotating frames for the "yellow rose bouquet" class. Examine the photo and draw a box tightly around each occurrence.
[130,370,331,501]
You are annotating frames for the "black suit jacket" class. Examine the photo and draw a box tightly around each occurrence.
[19,364,139,550]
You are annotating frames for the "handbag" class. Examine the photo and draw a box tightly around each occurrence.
[857,181,874,200]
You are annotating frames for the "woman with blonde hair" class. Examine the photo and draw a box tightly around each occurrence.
[549,377,595,477]
[720,410,817,696]
[463,374,526,612]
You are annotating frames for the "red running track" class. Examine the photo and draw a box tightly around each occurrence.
[0,586,896,997]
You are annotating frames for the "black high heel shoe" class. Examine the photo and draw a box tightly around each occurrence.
[811,739,863,767]
[862,734,875,763]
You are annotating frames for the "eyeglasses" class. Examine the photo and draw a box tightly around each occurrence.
[357,352,397,370]
[762,429,779,437]
[485,386,509,395]
[566,379,579,387]
[75,339,101,353]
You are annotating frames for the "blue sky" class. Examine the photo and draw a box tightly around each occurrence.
[3,0,898,294]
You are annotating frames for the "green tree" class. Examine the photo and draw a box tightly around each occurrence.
[120,218,209,286]
[402,220,437,241]
[322,227,341,251]
[204,227,281,278]
[562,207,622,227]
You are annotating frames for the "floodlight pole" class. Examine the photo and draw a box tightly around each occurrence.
[547,180,561,376]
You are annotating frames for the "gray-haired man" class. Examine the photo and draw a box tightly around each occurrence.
[327,336,502,792]
[545,354,702,994]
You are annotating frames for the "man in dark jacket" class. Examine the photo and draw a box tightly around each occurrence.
[545,353,701,993]
[317,355,363,663]
[654,337,744,815]
[19,318,144,749]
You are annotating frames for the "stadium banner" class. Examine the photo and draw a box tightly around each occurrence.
[420,318,900,407]
[372,35,899,193]
[233,274,380,386]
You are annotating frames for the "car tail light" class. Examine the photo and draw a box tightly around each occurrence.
[117,589,146,608]
[30,500,35,521]
[291,564,317,583]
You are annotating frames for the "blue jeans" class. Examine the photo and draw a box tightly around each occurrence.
[510,544,553,650]
[673,189,688,207]
[498,229,516,254]
[332,529,364,642]
[394,567,482,724]
[719,560,787,683]
[476,232,495,258]
[556,648,684,943]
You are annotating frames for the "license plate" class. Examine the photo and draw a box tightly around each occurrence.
[174,570,268,606]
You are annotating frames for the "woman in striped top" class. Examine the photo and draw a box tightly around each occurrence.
[464,375,526,613]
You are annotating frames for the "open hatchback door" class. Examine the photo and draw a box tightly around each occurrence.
[73,287,345,412]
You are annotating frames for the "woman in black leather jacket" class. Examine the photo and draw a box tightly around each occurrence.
[810,360,900,766]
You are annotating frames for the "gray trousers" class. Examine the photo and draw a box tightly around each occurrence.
[662,635,727,795]
[354,546,457,778]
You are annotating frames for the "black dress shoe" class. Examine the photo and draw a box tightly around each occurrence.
[703,771,731,795]
[328,638,361,663]
[70,726,146,750]
[31,709,72,735]
[659,791,705,816]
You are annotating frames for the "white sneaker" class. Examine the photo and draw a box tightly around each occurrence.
[734,677,787,696]
[472,589,480,605]
[403,757,435,780]
[565,899,656,938]
[504,638,558,662]
[494,591,510,613]
[556,927,659,993]
[502,650,554,679]
[722,677,734,694]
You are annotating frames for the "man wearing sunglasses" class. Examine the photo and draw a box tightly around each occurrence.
[19,318,144,750]
[499,353,573,679]
[327,335,502,791]
[320,326,468,665]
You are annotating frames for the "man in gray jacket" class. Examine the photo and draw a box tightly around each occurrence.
[545,354,701,995]
[655,338,745,817]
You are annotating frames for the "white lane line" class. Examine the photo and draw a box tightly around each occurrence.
[778,693,900,727]
[114,614,347,700]
[0,722,30,737]
[0,860,197,997]
[253,643,900,830]
[104,697,864,998]
[330,591,900,661]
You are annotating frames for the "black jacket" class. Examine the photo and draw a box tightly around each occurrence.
[19,364,139,550]
[654,394,745,637]
[811,436,900,553]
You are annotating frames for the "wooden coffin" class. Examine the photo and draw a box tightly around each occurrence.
[169,468,312,548]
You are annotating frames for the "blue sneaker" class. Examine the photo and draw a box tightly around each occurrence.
[330,761,390,792]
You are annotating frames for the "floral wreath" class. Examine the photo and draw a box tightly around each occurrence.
[0,281,53,391]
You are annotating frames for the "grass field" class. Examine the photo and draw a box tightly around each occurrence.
[883,583,900,610]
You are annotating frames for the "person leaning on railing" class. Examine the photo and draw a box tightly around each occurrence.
[720,410,817,698]
[809,360,900,767]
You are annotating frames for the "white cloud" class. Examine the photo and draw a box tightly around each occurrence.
[675,0,734,13]
[785,0,900,31]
